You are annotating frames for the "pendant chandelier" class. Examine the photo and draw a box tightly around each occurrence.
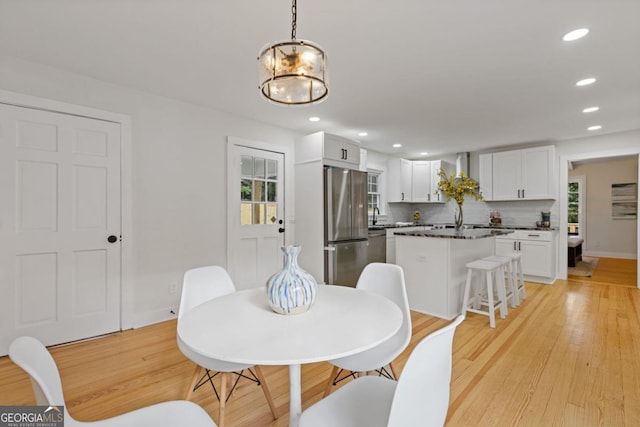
[258,0,328,105]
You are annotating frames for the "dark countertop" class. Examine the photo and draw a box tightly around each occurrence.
[394,228,515,239]
[371,223,558,232]
[480,225,558,231]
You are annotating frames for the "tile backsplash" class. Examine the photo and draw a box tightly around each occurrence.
[385,199,559,227]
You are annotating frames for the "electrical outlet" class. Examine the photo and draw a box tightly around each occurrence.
[168,283,178,294]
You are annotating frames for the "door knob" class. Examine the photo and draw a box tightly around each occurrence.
[278,228,285,233]
[107,235,119,243]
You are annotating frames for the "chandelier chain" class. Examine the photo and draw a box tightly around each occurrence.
[291,0,297,40]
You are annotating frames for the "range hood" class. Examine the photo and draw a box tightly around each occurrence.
[455,152,470,176]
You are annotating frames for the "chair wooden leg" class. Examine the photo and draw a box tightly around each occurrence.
[185,364,202,400]
[218,372,230,427]
[253,366,278,420]
[323,366,340,398]
[389,361,400,380]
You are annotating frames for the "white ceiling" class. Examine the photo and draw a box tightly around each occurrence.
[1,0,639,159]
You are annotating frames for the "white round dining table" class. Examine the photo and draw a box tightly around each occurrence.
[177,284,403,427]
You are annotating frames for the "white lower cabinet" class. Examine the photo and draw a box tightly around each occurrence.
[495,230,556,284]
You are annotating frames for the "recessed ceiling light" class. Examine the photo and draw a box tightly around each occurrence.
[309,116,320,122]
[392,143,402,148]
[563,28,589,41]
[587,125,602,131]
[358,132,368,137]
[420,152,429,156]
[576,78,596,87]
[583,106,600,113]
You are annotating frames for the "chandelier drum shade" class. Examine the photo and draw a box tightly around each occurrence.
[258,0,328,105]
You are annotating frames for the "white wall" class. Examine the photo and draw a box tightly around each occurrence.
[0,55,297,327]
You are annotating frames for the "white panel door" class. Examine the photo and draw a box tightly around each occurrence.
[0,104,121,355]
[228,143,285,290]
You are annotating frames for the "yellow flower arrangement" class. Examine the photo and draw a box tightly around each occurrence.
[436,169,483,205]
[436,168,483,229]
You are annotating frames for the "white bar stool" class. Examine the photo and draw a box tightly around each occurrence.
[483,255,518,308]
[511,252,526,303]
[461,259,507,328]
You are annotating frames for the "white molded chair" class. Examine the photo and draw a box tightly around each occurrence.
[323,263,412,396]
[300,315,465,427]
[9,336,217,427]
[177,266,277,426]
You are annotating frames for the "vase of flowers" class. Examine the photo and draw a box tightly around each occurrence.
[266,245,317,315]
[436,169,483,231]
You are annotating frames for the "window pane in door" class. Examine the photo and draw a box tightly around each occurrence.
[267,182,276,202]
[267,159,277,180]
[241,155,253,178]
[253,203,265,224]
[241,203,252,225]
[241,179,252,201]
[255,158,266,179]
[254,181,265,202]
[267,204,277,223]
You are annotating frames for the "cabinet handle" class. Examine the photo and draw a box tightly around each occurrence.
[517,189,521,198]
[518,242,521,251]
[528,234,540,237]
[513,241,516,251]
[401,192,405,201]
[522,189,525,198]
[428,194,431,201]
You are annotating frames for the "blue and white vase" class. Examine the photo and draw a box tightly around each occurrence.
[266,245,317,315]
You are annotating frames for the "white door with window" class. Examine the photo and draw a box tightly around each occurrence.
[0,104,121,355]
[227,140,285,290]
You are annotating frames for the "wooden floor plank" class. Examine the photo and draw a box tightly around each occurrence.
[0,258,638,426]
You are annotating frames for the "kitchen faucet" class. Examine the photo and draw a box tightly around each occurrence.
[372,207,380,225]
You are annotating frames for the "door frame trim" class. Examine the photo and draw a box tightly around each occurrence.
[0,89,134,328]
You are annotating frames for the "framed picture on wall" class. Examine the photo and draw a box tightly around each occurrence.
[611,182,637,200]
[611,183,637,219]
[612,201,637,219]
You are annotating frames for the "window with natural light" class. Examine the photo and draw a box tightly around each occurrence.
[568,179,582,236]
[368,172,380,214]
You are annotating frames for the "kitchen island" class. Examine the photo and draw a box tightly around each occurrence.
[394,228,514,319]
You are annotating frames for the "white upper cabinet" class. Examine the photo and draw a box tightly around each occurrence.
[388,158,453,203]
[478,153,493,200]
[487,146,555,201]
[388,158,413,202]
[411,161,432,202]
[296,131,361,169]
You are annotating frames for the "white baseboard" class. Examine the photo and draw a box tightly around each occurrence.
[131,306,179,329]
[584,250,637,260]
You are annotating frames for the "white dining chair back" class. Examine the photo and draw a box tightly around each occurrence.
[9,336,217,427]
[179,265,235,319]
[299,315,465,427]
[356,262,412,355]
[386,314,464,426]
[323,263,412,396]
[178,266,278,426]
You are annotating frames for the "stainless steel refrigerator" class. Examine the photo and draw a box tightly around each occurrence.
[324,166,368,287]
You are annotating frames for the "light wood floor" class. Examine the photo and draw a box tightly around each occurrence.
[1,258,638,426]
